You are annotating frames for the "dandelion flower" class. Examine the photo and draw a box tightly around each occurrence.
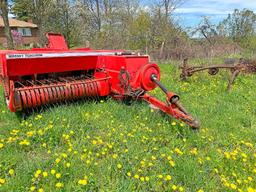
[56,173,61,179]
[38,188,44,192]
[34,170,41,178]
[0,178,6,184]
[55,158,61,164]
[174,148,183,155]
[117,164,122,169]
[55,182,64,188]
[190,148,198,155]
[30,186,36,191]
[172,185,177,190]
[165,175,172,181]
[78,179,88,185]
[42,172,48,177]
[0,143,4,149]
[19,139,30,146]
[8,169,14,175]
[230,184,237,190]
[127,172,131,177]
[169,160,175,167]
[51,169,56,175]
[171,122,177,126]
[247,187,256,192]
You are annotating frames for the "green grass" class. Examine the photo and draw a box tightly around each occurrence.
[0,63,256,192]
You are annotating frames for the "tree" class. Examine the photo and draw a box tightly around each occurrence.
[0,0,14,49]
[218,9,256,40]
[12,0,54,45]
[193,17,218,46]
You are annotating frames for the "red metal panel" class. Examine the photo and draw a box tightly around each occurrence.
[6,56,99,76]
[46,33,68,50]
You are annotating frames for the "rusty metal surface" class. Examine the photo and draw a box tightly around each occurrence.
[180,58,256,90]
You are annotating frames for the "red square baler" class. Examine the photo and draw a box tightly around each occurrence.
[0,33,199,128]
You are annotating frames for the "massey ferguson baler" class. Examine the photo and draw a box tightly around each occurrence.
[0,33,199,128]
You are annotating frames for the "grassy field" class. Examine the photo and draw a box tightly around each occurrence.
[0,62,256,192]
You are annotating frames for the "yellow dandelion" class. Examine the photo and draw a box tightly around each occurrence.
[230,183,237,190]
[8,169,14,176]
[51,169,56,175]
[145,176,150,181]
[165,175,172,181]
[55,182,64,188]
[0,178,6,184]
[158,175,163,179]
[190,148,198,155]
[19,139,30,146]
[127,172,131,177]
[134,174,139,179]
[174,148,183,155]
[198,190,204,192]
[179,186,184,192]
[42,143,46,148]
[38,188,44,192]
[34,170,41,178]
[55,158,61,164]
[171,122,177,126]
[117,164,122,169]
[169,160,175,167]
[0,143,4,149]
[172,185,177,190]
[247,187,256,192]
[30,186,36,191]
[112,154,118,159]
[140,177,145,182]
[66,163,71,168]
[78,179,88,185]
[56,173,61,179]
[26,131,34,137]
[42,172,48,177]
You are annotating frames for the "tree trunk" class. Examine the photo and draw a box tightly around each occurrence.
[95,0,101,32]
[0,0,14,49]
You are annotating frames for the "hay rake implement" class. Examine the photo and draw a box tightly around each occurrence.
[180,58,256,90]
[0,33,199,128]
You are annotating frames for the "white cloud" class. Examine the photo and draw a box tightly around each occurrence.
[175,0,256,15]
[175,7,231,15]
[173,0,256,27]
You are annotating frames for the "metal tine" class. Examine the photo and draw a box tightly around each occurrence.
[26,80,36,86]
[44,79,53,84]
[15,81,25,88]
[35,80,44,85]
[66,77,75,81]
[93,81,100,101]
[49,79,59,84]
[59,77,69,82]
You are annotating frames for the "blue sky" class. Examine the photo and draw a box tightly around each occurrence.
[172,0,256,28]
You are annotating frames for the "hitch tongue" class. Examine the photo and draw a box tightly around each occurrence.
[151,74,179,104]
[147,74,200,129]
